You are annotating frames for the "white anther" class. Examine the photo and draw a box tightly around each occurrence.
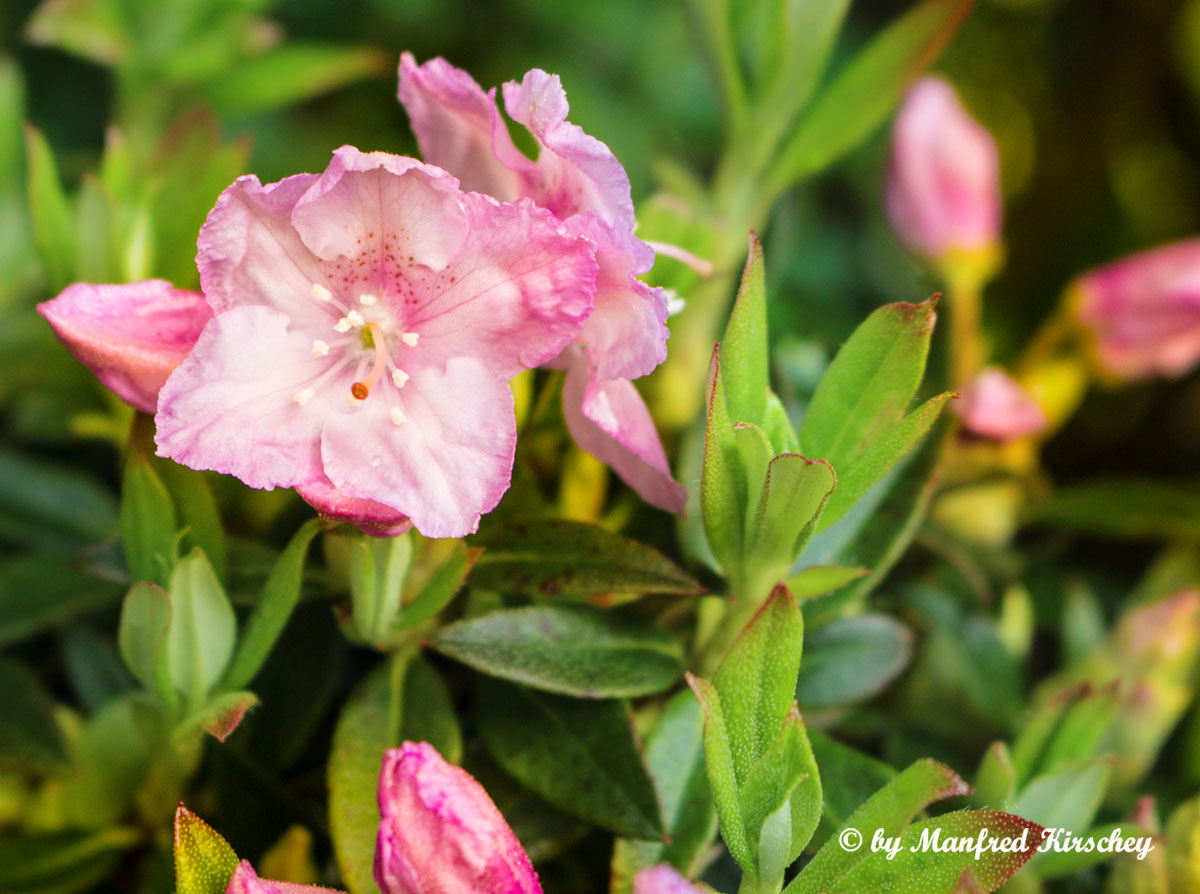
[334,317,352,333]
[311,283,333,302]
[293,388,315,406]
[358,293,378,306]
[346,309,366,328]
[391,407,407,426]
[392,369,410,388]
[401,332,420,346]
[312,339,330,357]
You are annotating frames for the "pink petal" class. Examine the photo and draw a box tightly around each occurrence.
[405,194,597,379]
[295,477,411,537]
[398,53,530,201]
[502,69,636,227]
[375,742,542,894]
[226,860,346,894]
[562,363,687,515]
[156,305,350,490]
[955,368,1047,441]
[886,77,1001,260]
[321,356,517,539]
[291,146,468,272]
[38,280,210,413]
[633,865,707,894]
[1074,238,1200,381]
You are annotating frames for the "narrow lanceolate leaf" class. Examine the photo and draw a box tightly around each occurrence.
[795,614,913,709]
[470,519,701,598]
[396,542,479,631]
[702,345,748,576]
[788,758,972,894]
[826,810,1043,894]
[734,423,773,535]
[785,566,870,600]
[818,391,953,530]
[800,298,938,472]
[0,659,69,774]
[475,676,664,840]
[750,455,836,569]
[221,518,322,690]
[166,550,236,704]
[721,233,769,427]
[714,585,804,784]
[174,805,239,894]
[117,581,174,706]
[0,827,139,893]
[158,463,227,582]
[432,605,683,698]
[121,452,178,587]
[687,673,752,871]
[974,742,1017,807]
[772,0,975,185]
[24,124,77,290]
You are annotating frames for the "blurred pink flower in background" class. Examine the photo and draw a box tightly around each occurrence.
[956,368,1047,441]
[400,54,687,514]
[1072,238,1200,382]
[633,864,708,894]
[887,77,1002,266]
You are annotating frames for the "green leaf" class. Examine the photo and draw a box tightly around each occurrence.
[118,581,174,706]
[24,0,127,65]
[203,44,390,116]
[121,452,178,587]
[0,658,69,773]
[0,555,123,646]
[158,463,227,583]
[800,298,937,473]
[824,809,1042,894]
[1027,478,1200,541]
[702,345,748,575]
[433,605,683,698]
[63,695,162,829]
[787,758,971,894]
[396,542,478,631]
[611,692,716,892]
[166,550,236,704]
[400,658,462,764]
[1010,684,1115,781]
[785,565,870,600]
[1010,760,1111,851]
[772,0,974,185]
[470,518,702,598]
[721,233,769,427]
[974,742,1017,807]
[174,691,258,744]
[686,673,752,870]
[221,518,322,690]
[174,806,239,894]
[734,423,773,536]
[60,626,136,711]
[714,585,804,784]
[345,531,412,644]
[818,391,953,531]
[0,828,140,894]
[749,455,836,570]
[795,614,913,709]
[475,676,663,840]
[24,123,77,290]
[763,391,800,454]
[74,175,117,282]
[1166,795,1200,894]
[808,729,896,848]
[0,445,118,549]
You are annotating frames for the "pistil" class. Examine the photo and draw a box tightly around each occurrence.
[350,323,388,400]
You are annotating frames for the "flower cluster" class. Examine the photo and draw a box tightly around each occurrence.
[40,57,685,539]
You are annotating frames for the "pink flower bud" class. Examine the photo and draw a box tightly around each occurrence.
[1072,238,1200,381]
[633,865,707,894]
[887,77,1002,264]
[955,368,1047,441]
[38,280,211,413]
[226,860,345,894]
[374,742,542,894]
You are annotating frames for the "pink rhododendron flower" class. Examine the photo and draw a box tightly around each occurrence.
[1072,238,1200,382]
[887,77,1001,263]
[633,864,708,894]
[37,280,212,413]
[156,146,596,538]
[399,54,686,514]
[375,741,542,894]
[226,861,345,894]
[956,368,1047,441]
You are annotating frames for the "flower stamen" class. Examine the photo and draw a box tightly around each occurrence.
[391,407,407,426]
[401,331,420,346]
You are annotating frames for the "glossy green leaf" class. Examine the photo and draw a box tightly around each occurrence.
[687,673,752,870]
[974,741,1017,807]
[785,566,869,600]
[159,463,227,583]
[0,555,124,646]
[475,676,663,840]
[470,518,702,598]
[0,658,68,773]
[0,445,118,550]
[221,518,322,690]
[1027,478,1200,541]
[788,758,972,894]
[714,585,804,784]
[795,614,913,709]
[118,581,174,705]
[174,806,239,894]
[24,123,77,290]
[433,605,683,697]
[702,345,748,575]
[166,550,236,704]
[772,0,974,185]
[749,454,836,569]
[721,233,769,427]
[0,828,139,894]
[121,452,178,587]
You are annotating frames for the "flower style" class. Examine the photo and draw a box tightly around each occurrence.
[156,146,596,538]
[1071,238,1200,382]
[955,368,1047,441]
[399,54,687,514]
[887,77,1002,271]
[38,280,212,413]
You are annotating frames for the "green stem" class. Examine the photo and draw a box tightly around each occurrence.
[946,274,983,389]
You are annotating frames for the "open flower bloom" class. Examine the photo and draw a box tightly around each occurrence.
[156,146,596,538]
[955,368,1047,441]
[1072,238,1200,382]
[887,77,1002,270]
[38,280,212,413]
[399,54,687,514]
